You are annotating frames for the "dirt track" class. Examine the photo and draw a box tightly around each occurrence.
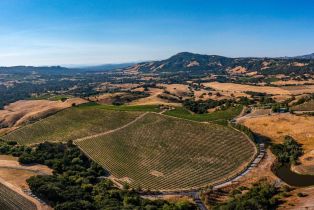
[74,112,149,142]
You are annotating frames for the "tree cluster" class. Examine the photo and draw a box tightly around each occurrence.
[272,136,304,165]
[0,140,196,210]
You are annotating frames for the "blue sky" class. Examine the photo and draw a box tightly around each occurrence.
[0,0,314,66]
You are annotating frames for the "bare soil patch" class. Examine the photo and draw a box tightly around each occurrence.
[0,156,53,210]
[150,170,164,177]
[0,168,37,189]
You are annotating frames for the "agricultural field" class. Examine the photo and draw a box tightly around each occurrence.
[2,106,142,145]
[164,106,243,125]
[76,113,256,191]
[0,182,37,210]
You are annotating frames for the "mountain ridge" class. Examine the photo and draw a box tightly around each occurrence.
[125,52,314,75]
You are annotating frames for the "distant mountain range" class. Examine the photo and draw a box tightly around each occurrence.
[291,53,314,59]
[77,63,135,71]
[0,63,134,75]
[1,52,313,75]
[125,52,314,75]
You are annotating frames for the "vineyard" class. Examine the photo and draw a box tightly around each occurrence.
[0,182,36,210]
[2,107,142,145]
[76,113,256,191]
[164,106,243,125]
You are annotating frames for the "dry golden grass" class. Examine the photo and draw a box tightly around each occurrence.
[272,79,314,86]
[130,88,181,106]
[240,113,314,151]
[97,82,140,91]
[123,64,140,74]
[281,85,314,95]
[88,92,124,104]
[228,66,247,74]
[261,61,271,70]
[0,99,87,129]
[203,82,291,95]
[186,61,200,67]
[240,113,314,176]
[0,156,52,189]
[0,169,37,189]
[272,95,292,102]
[246,71,258,76]
[0,155,17,161]
[290,62,308,67]
[193,89,249,101]
[160,84,191,98]
[204,82,314,96]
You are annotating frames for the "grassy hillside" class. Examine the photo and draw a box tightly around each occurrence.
[76,113,256,191]
[79,102,161,112]
[164,106,242,125]
[2,107,142,145]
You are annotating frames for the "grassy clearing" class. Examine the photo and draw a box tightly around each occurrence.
[77,113,255,191]
[164,106,242,125]
[78,102,161,112]
[2,107,142,145]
